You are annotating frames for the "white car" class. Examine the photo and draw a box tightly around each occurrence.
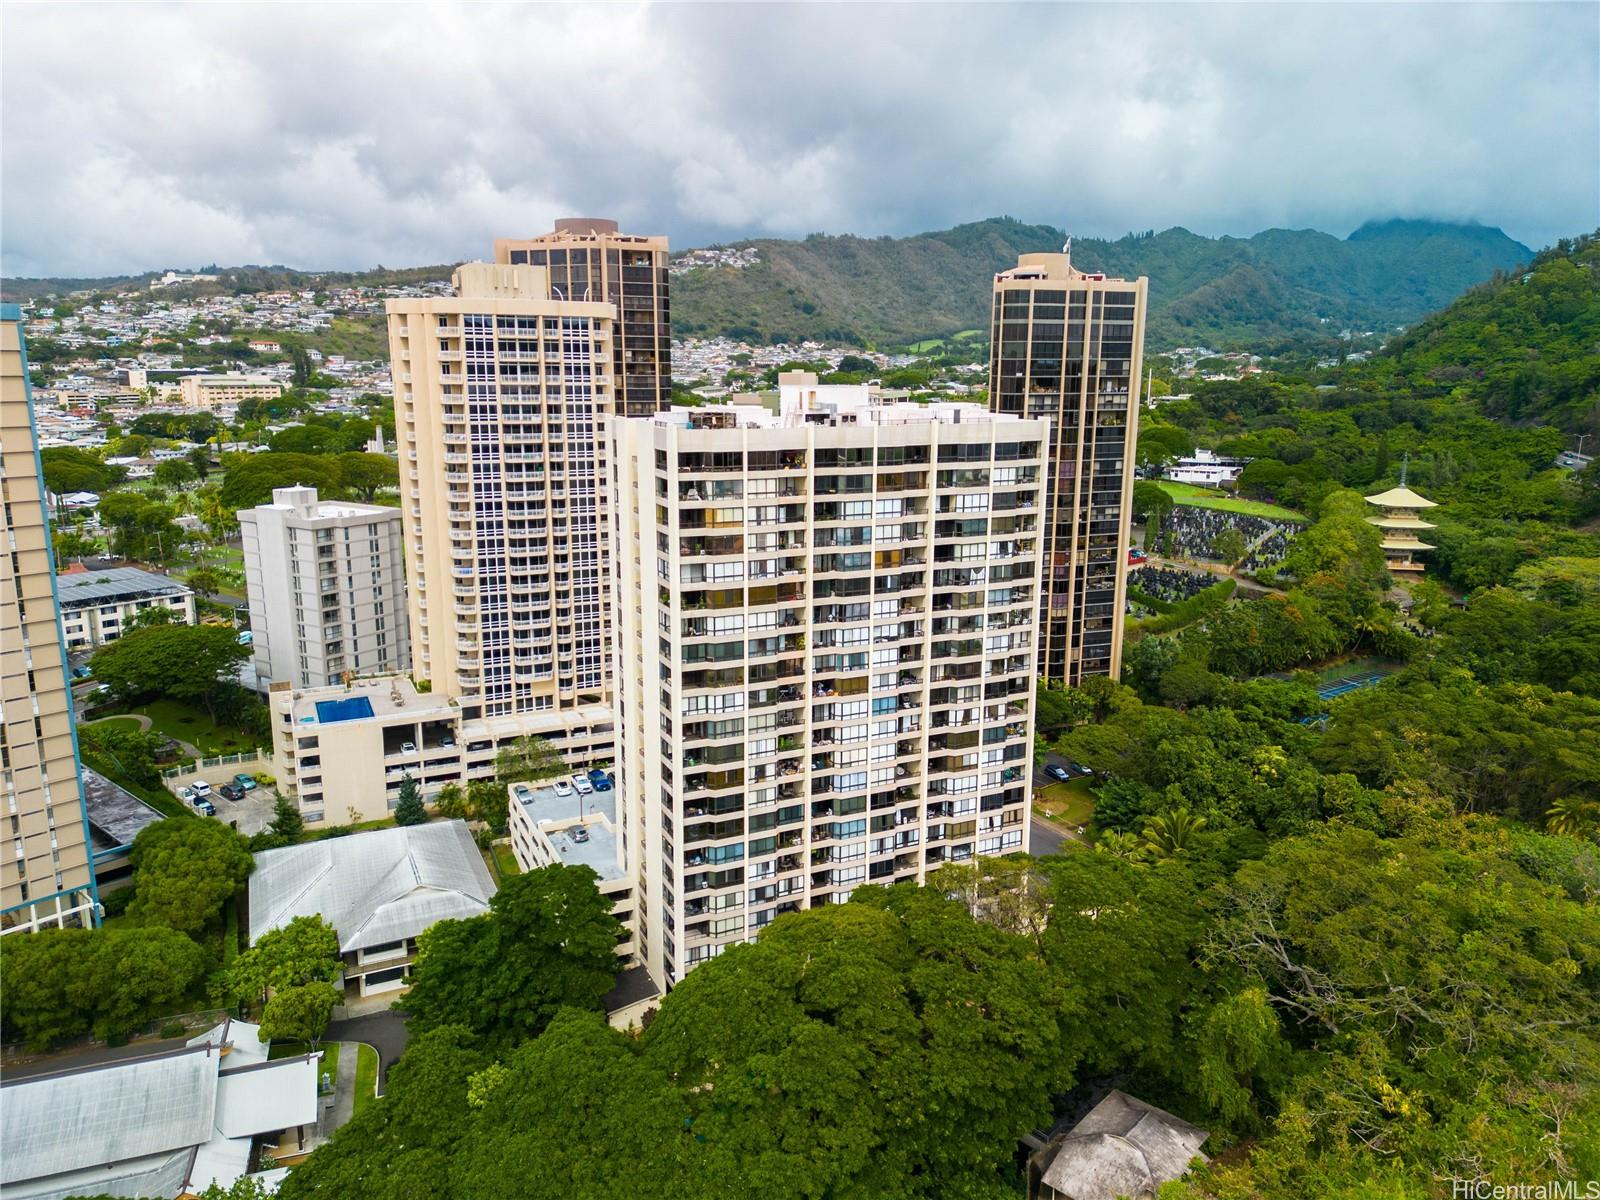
[570,773,594,795]
[401,741,417,754]
[177,786,194,802]
[552,778,575,798]
[191,780,212,797]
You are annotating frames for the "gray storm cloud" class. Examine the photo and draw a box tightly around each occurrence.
[2,1,1595,277]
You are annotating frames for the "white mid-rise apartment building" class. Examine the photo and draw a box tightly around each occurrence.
[611,376,1047,985]
[239,486,410,689]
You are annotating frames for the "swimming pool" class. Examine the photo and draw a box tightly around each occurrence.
[314,696,376,723]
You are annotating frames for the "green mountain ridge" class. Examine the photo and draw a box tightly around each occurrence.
[672,216,1534,351]
[3,217,1534,354]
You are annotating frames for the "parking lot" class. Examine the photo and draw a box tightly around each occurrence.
[164,765,280,836]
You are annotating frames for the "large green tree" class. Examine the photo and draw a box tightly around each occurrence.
[128,818,254,936]
[336,451,398,501]
[89,623,249,718]
[258,981,343,1047]
[400,865,621,1050]
[218,452,342,509]
[224,914,341,1004]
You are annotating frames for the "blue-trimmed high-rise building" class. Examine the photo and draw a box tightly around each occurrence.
[1,303,99,933]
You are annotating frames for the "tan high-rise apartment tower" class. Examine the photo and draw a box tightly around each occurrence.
[390,225,668,738]
[1,304,98,933]
[495,219,671,417]
[988,252,1147,684]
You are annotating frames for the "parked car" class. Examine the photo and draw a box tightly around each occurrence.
[177,786,194,803]
[570,826,591,844]
[400,741,417,754]
[191,780,212,797]
[1044,764,1072,782]
[219,783,245,802]
[570,773,594,795]
[591,771,614,792]
[232,773,258,791]
[1068,762,1094,777]
[440,736,456,748]
[552,778,575,798]
[193,797,216,816]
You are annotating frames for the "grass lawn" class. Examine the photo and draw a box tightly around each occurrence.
[133,698,258,756]
[906,338,945,353]
[1157,481,1304,521]
[84,715,143,734]
[490,842,522,880]
[1032,778,1096,830]
[353,1043,380,1113]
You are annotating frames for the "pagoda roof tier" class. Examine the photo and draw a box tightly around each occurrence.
[1380,536,1436,551]
[1365,485,1437,510]
[1367,515,1437,531]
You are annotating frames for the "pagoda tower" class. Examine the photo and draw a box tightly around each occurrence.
[1364,459,1437,573]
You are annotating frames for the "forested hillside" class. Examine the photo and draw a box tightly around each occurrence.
[1354,230,1600,431]
[671,216,1531,349]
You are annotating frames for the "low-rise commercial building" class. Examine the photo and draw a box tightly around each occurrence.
[56,565,195,649]
[248,820,496,997]
[239,485,410,689]
[268,674,616,824]
[178,373,283,409]
[0,1019,318,1200]
[507,777,634,959]
[79,765,165,884]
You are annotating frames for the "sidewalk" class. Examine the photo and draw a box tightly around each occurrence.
[316,1041,358,1139]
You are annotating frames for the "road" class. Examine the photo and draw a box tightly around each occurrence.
[1029,818,1070,856]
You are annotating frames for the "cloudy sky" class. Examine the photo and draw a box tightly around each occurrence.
[2,2,1595,278]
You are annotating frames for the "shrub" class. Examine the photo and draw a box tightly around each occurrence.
[160,1021,187,1039]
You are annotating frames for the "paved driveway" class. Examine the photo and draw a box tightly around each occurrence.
[325,1011,411,1087]
[166,767,279,835]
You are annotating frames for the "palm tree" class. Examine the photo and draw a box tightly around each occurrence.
[1094,830,1146,861]
[1142,806,1208,858]
[1545,797,1600,839]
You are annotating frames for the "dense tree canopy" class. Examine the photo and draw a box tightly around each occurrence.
[0,926,209,1049]
[127,818,253,936]
[400,865,622,1050]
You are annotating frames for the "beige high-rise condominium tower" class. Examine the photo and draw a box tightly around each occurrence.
[988,252,1147,685]
[388,232,669,732]
[1,305,98,934]
[612,377,1046,985]
[495,219,671,418]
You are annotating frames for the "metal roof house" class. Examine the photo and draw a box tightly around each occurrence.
[1026,1091,1209,1200]
[0,1019,318,1200]
[247,820,496,997]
